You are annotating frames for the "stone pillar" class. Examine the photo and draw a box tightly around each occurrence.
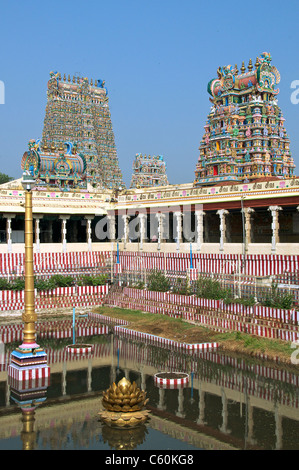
[197,387,206,425]
[195,210,205,252]
[242,207,254,251]
[268,206,282,254]
[110,365,116,385]
[5,214,16,253]
[87,358,92,392]
[158,388,166,411]
[62,361,67,396]
[219,388,231,434]
[247,399,254,446]
[155,213,165,251]
[122,215,129,250]
[217,209,229,252]
[140,369,146,391]
[176,388,185,418]
[108,214,116,242]
[33,215,43,253]
[85,216,94,252]
[139,213,147,251]
[59,215,70,253]
[174,211,183,252]
[275,406,283,450]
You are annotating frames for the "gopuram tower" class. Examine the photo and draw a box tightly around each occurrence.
[130,153,169,188]
[194,52,295,186]
[41,72,124,189]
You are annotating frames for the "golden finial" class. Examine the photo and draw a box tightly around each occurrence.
[63,73,66,81]
[241,61,246,74]
[255,57,260,68]
[77,77,80,84]
[234,64,239,75]
[58,73,61,80]
[90,78,93,86]
[248,58,253,72]
[68,74,70,82]
[95,79,97,86]
[72,76,75,83]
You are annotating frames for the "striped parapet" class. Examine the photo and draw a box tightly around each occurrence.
[8,363,50,382]
[114,326,219,353]
[154,372,189,389]
[87,312,129,326]
[66,344,94,354]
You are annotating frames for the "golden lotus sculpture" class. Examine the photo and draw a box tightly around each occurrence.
[99,377,150,428]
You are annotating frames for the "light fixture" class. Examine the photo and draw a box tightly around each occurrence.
[21,171,36,191]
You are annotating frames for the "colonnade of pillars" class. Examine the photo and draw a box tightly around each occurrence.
[108,205,287,254]
[1,214,94,253]
[1,204,297,253]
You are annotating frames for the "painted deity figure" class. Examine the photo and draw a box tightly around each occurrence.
[232,125,239,136]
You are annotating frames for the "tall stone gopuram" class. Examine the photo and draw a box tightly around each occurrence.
[41,72,124,189]
[194,52,295,186]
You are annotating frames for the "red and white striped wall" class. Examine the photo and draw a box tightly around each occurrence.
[1,251,299,277]
[154,372,189,389]
[8,364,50,382]
[114,325,219,352]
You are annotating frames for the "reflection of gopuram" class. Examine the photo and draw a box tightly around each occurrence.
[41,72,124,189]
[195,52,295,186]
[130,153,169,188]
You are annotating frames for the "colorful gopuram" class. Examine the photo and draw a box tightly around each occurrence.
[194,52,295,186]
[130,153,169,188]
[41,72,124,189]
[21,139,87,191]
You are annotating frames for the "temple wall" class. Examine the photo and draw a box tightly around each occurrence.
[1,241,299,255]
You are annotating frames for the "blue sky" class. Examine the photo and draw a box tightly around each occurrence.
[0,0,299,186]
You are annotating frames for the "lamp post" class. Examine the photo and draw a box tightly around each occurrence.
[21,171,38,348]
[8,171,49,380]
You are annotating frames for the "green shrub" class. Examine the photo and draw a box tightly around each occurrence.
[0,278,10,290]
[263,284,294,310]
[172,277,190,295]
[194,276,231,300]
[34,278,55,291]
[10,278,25,291]
[81,274,107,286]
[49,274,75,288]
[148,270,170,292]
[133,280,145,290]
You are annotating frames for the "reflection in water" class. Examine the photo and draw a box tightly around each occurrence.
[101,423,148,450]
[0,319,298,450]
[9,376,49,450]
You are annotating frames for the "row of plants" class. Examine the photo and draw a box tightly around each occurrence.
[139,270,295,310]
[0,273,108,291]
